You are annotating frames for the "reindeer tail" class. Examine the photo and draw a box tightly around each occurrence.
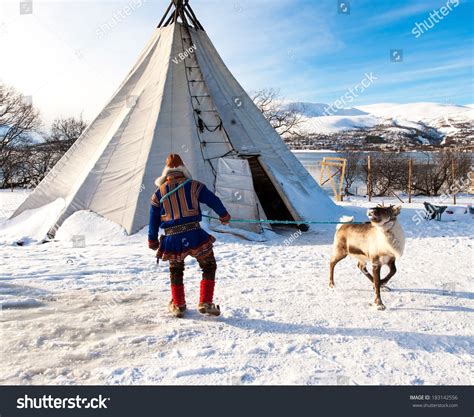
[337,216,354,230]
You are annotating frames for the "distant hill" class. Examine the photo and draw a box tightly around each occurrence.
[284,102,474,150]
[281,102,368,117]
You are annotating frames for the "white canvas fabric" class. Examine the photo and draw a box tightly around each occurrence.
[214,158,263,233]
[11,22,342,236]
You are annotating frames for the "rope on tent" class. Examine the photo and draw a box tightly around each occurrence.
[205,150,237,161]
[202,214,367,226]
[179,24,236,178]
[194,109,223,133]
[179,25,217,177]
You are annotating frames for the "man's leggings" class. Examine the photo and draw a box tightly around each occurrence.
[169,251,217,286]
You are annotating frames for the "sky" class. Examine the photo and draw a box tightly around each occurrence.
[0,0,473,127]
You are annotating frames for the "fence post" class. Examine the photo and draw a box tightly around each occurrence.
[452,159,457,205]
[408,158,413,204]
[367,155,372,202]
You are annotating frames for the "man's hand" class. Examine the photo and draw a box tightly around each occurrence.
[220,213,231,226]
[148,239,159,250]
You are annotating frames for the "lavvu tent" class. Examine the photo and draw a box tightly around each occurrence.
[10,0,343,236]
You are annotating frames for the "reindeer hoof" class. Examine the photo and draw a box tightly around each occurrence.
[371,302,386,311]
[329,283,335,289]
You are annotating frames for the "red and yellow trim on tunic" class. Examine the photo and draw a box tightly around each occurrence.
[159,184,173,222]
[157,234,216,262]
[157,176,203,221]
[192,181,203,209]
[159,182,183,221]
[178,182,200,217]
[151,193,160,208]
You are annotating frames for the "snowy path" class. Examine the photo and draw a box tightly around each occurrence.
[0,191,473,385]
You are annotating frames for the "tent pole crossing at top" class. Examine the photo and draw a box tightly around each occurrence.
[158,0,204,29]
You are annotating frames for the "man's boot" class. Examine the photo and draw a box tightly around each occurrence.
[168,300,187,318]
[170,284,186,318]
[198,280,220,316]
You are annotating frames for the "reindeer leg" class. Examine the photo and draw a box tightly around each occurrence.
[371,263,385,310]
[380,259,396,290]
[358,261,373,283]
[329,252,347,288]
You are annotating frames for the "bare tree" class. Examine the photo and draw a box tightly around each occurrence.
[0,84,42,188]
[412,151,472,196]
[18,116,88,188]
[250,88,304,137]
[356,151,472,198]
[1,145,32,189]
[47,116,87,153]
[1,110,87,189]
[361,153,409,197]
[340,152,363,195]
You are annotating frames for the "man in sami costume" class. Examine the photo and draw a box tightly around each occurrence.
[148,154,231,318]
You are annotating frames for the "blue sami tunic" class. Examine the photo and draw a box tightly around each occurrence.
[148,172,229,261]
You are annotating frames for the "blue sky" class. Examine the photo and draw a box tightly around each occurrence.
[0,0,472,125]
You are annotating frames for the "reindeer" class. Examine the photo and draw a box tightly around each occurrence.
[329,205,405,310]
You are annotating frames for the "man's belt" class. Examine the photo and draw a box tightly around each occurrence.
[164,222,201,236]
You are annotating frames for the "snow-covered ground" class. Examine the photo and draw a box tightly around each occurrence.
[0,190,473,385]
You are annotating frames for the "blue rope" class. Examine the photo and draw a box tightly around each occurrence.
[159,179,365,226]
[202,214,366,226]
[159,178,192,203]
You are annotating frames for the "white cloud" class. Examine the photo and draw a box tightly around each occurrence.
[364,2,440,27]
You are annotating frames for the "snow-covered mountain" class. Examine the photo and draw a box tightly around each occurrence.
[282,102,368,117]
[286,102,473,149]
[356,102,471,121]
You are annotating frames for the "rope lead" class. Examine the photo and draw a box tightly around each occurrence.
[202,214,366,226]
[159,178,365,226]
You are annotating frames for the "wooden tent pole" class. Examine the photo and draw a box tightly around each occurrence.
[183,7,199,28]
[157,0,174,27]
[173,0,181,23]
[179,6,190,26]
[158,0,203,29]
[185,1,204,29]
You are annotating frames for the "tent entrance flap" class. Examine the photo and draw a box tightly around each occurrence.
[214,158,262,233]
[247,157,295,224]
